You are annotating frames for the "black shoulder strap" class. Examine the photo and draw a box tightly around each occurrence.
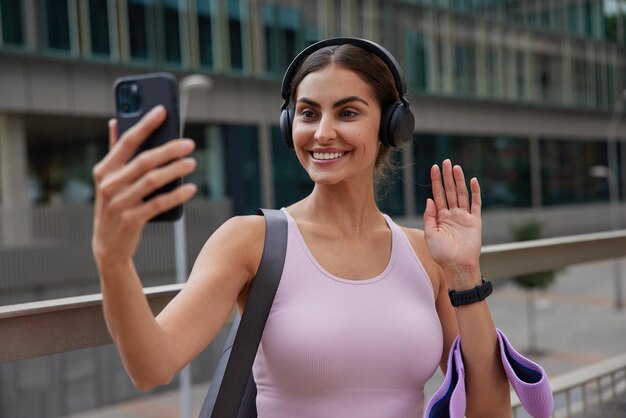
[208,208,288,417]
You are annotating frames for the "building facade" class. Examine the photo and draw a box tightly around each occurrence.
[0,0,624,285]
[1,1,626,416]
[1,0,625,228]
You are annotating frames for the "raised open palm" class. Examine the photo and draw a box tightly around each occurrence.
[423,160,482,289]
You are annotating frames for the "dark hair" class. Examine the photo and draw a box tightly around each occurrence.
[288,44,400,183]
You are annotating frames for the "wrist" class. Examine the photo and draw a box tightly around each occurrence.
[95,254,134,276]
[444,266,482,291]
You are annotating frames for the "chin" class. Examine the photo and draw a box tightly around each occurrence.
[310,176,341,186]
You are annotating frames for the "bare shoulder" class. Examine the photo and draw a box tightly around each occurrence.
[399,226,443,294]
[205,215,266,275]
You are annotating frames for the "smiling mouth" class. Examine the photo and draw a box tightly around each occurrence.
[311,151,348,161]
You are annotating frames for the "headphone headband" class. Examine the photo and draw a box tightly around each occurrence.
[280,37,408,111]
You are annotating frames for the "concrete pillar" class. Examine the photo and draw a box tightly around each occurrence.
[0,113,31,245]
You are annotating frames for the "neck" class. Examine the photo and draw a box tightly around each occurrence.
[290,177,385,235]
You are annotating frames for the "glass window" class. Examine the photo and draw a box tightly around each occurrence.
[536,54,560,104]
[227,0,243,71]
[540,139,609,205]
[184,124,225,200]
[583,0,594,37]
[197,0,214,67]
[435,37,445,93]
[452,0,468,12]
[88,0,110,55]
[161,0,181,64]
[567,3,580,34]
[223,124,260,215]
[606,64,614,109]
[595,61,604,108]
[271,126,313,208]
[413,134,532,212]
[185,123,260,214]
[41,0,71,51]
[1,0,24,45]
[28,138,106,205]
[375,149,405,217]
[408,31,429,93]
[516,53,527,101]
[264,5,300,75]
[128,0,154,61]
[485,46,498,98]
[504,1,523,23]
[603,0,618,42]
[539,5,551,29]
[623,9,626,44]
[572,58,588,107]
[453,43,476,97]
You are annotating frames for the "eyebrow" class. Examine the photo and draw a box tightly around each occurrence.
[296,96,370,108]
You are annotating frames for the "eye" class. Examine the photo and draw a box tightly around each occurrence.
[298,108,318,121]
[340,109,358,118]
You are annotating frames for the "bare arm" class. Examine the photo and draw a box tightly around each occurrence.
[423,159,511,417]
[92,107,264,390]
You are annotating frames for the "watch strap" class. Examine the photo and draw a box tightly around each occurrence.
[448,279,493,307]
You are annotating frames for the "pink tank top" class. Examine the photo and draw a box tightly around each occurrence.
[252,209,443,418]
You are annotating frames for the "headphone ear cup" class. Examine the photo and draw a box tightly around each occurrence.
[280,106,295,149]
[380,102,415,148]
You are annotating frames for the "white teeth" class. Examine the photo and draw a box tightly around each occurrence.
[313,152,346,160]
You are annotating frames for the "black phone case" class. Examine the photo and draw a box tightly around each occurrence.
[113,72,183,222]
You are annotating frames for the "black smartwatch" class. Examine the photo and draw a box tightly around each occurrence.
[448,279,493,307]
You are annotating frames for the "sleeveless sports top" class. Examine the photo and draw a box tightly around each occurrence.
[252,209,443,418]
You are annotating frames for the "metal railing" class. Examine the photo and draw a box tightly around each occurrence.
[517,353,626,418]
[2,229,626,415]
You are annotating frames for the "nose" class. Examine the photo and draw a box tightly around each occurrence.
[314,114,336,143]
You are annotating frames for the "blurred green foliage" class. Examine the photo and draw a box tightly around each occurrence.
[510,220,557,290]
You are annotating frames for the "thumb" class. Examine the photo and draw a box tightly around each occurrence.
[423,198,437,233]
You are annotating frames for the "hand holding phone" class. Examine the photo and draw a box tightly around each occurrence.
[113,72,186,222]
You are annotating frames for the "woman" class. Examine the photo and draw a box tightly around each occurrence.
[92,38,511,417]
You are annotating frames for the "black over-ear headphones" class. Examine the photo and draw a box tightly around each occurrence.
[279,37,415,149]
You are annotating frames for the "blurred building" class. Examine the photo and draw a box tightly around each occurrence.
[1,1,626,416]
[1,0,625,230]
[0,0,624,286]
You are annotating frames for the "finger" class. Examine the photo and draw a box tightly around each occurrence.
[109,157,197,211]
[453,165,469,211]
[423,198,437,233]
[470,177,482,217]
[108,105,167,167]
[99,139,195,200]
[108,119,118,151]
[430,164,448,211]
[442,159,458,209]
[123,183,197,225]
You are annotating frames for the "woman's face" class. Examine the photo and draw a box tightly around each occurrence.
[291,65,382,187]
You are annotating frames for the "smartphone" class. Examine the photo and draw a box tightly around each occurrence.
[114,72,183,222]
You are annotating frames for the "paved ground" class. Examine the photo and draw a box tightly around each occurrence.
[65,259,626,417]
